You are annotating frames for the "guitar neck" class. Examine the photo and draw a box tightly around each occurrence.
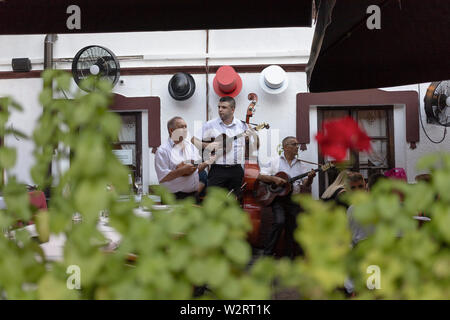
[232,131,249,140]
[231,124,266,140]
[224,130,251,142]
[288,168,321,183]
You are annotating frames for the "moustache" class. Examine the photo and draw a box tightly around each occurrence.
[172,128,188,141]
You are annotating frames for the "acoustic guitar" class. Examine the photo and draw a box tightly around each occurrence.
[203,122,270,160]
[254,162,334,206]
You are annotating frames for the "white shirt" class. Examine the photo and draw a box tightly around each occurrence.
[194,117,249,165]
[0,196,5,209]
[154,137,201,193]
[347,205,375,247]
[259,153,311,194]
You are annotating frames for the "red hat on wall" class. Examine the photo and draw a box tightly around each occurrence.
[213,65,242,97]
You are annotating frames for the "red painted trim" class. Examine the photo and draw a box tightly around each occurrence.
[0,70,42,79]
[297,89,420,150]
[109,94,161,148]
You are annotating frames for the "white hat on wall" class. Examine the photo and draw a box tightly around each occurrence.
[259,65,289,94]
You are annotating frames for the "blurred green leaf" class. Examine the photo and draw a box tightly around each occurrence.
[224,239,251,265]
[188,221,227,249]
[35,209,50,243]
[55,72,72,91]
[417,153,440,170]
[186,260,209,285]
[38,273,79,300]
[0,147,17,169]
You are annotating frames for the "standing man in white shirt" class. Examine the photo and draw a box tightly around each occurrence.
[257,136,316,258]
[155,116,213,201]
[192,96,250,197]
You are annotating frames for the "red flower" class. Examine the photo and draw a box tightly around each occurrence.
[315,117,371,162]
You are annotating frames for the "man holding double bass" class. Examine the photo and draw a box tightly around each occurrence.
[257,136,316,258]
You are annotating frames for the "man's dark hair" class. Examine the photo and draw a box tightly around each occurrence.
[219,96,235,109]
[347,171,364,183]
[415,173,431,183]
[282,136,297,147]
[367,173,386,190]
[167,116,183,133]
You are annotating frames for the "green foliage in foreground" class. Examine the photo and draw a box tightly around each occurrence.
[0,70,448,299]
[292,159,450,299]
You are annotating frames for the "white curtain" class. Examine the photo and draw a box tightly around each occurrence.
[118,115,136,166]
[358,110,387,167]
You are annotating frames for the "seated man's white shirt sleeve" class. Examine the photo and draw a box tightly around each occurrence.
[294,164,313,194]
[154,148,171,182]
[259,162,272,176]
[193,123,204,141]
[259,156,278,176]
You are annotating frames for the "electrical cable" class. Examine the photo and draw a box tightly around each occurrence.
[61,88,69,100]
[418,83,447,144]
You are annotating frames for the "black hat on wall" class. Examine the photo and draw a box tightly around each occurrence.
[168,72,196,101]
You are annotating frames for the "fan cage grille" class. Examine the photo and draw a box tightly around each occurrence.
[72,45,120,91]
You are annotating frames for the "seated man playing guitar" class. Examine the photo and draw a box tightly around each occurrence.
[257,136,316,258]
[155,116,214,201]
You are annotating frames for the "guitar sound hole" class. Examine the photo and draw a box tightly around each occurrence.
[269,185,283,193]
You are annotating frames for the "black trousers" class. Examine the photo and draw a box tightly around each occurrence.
[264,196,303,258]
[207,164,244,197]
[174,191,197,200]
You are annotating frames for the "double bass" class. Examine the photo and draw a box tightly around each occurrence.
[241,93,266,248]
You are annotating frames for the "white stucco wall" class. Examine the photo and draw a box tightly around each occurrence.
[0,78,43,184]
[0,28,449,198]
[0,28,313,192]
[382,84,450,183]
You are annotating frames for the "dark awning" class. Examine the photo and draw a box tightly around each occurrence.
[0,0,312,34]
[307,0,450,92]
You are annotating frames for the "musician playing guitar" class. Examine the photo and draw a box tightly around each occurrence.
[155,117,215,202]
[257,136,316,258]
[192,96,258,198]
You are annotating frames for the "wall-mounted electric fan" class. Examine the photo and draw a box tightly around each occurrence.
[71,45,120,92]
[424,81,450,127]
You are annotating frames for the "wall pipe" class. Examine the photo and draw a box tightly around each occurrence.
[44,34,58,70]
[205,29,210,122]
[43,34,58,200]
